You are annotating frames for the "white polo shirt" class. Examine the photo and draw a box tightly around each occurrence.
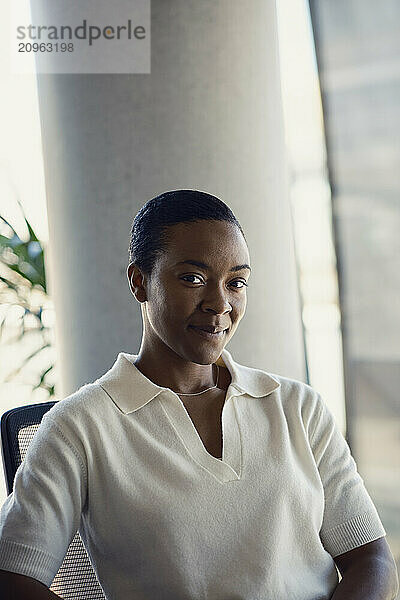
[0,349,386,599]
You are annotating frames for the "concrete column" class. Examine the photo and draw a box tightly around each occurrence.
[35,0,306,396]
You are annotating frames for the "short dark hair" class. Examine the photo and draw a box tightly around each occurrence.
[128,189,245,276]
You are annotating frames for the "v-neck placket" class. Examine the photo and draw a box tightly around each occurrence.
[158,385,244,483]
[97,348,281,483]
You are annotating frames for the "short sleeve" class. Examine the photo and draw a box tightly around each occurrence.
[309,395,386,557]
[0,412,87,587]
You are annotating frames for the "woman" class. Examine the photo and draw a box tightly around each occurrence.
[0,190,398,599]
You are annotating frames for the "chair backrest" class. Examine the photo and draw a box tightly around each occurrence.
[1,402,106,599]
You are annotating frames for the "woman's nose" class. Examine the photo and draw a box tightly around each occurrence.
[201,285,231,314]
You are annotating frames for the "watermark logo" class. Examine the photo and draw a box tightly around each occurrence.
[10,0,151,74]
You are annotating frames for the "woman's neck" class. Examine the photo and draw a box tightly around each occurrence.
[133,347,219,394]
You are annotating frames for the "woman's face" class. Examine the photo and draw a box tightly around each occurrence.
[132,220,251,365]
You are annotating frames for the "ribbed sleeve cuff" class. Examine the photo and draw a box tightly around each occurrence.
[0,538,59,587]
[322,511,387,557]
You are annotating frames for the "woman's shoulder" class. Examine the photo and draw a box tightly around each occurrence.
[43,381,113,432]
[234,357,323,419]
[255,373,328,442]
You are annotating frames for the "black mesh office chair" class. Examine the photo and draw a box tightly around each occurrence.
[1,402,106,599]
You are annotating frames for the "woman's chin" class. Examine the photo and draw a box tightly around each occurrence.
[183,343,226,366]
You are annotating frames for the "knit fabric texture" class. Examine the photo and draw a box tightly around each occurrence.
[0,349,386,599]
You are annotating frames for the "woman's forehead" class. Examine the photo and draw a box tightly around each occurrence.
[159,220,250,268]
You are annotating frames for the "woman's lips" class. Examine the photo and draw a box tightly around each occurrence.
[188,326,227,341]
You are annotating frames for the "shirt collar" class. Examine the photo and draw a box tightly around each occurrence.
[96,348,281,415]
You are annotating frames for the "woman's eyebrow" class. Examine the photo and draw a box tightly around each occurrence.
[176,260,251,272]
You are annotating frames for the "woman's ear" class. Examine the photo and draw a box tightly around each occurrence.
[127,263,147,302]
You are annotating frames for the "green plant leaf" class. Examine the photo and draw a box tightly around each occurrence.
[1,205,53,399]
[5,342,51,380]
[25,217,39,243]
[33,364,54,390]
[0,214,46,290]
[0,215,19,238]
[0,275,19,292]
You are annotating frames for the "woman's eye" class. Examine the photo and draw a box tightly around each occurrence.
[230,280,248,289]
[181,274,204,284]
[180,275,248,288]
